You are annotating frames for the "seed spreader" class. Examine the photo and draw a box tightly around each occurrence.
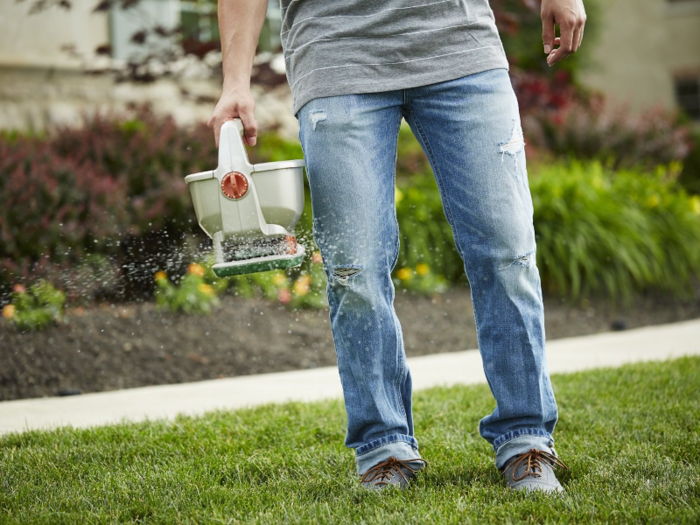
[185,119,306,277]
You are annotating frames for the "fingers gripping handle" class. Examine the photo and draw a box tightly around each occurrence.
[230,117,245,140]
[218,119,253,174]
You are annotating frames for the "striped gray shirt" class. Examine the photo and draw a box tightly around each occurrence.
[280,0,509,114]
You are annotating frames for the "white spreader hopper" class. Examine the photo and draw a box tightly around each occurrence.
[185,119,306,277]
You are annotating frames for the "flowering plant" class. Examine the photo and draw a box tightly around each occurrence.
[154,263,220,314]
[2,281,65,331]
[229,251,328,310]
[394,263,449,296]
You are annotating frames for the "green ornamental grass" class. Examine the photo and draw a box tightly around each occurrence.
[532,161,700,300]
[392,152,700,301]
[1,357,698,523]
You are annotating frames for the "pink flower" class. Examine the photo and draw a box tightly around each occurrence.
[278,288,292,305]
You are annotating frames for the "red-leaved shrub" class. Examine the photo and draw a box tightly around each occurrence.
[523,98,691,170]
[51,106,216,234]
[512,69,581,114]
[1,107,221,300]
[0,139,124,283]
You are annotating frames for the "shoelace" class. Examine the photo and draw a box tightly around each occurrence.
[506,449,568,482]
[360,456,428,487]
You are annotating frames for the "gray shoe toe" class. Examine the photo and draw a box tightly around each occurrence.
[360,456,427,490]
[502,449,568,494]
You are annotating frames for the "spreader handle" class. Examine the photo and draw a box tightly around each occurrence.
[218,119,253,174]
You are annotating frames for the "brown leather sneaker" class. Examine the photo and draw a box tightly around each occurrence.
[360,456,428,490]
[501,449,568,493]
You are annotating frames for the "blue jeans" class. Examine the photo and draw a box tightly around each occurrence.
[297,69,558,474]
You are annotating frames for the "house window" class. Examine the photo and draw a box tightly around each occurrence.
[111,0,281,60]
[180,0,281,53]
[665,0,700,15]
[110,0,180,61]
[259,0,282,52]
[180,0,219,55]
[675,77,700,120]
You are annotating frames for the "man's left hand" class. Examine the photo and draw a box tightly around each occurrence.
[541,0,587,67]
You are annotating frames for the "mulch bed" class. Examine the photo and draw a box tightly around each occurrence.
[1,287,699,401]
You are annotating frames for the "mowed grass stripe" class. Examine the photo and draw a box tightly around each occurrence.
[1,357,698,524]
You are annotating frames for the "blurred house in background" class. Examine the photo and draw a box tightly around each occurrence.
[580,0,700,121]
[0,0,698,134]
[0,0,297,135]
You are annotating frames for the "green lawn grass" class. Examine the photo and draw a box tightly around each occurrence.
[1,357,699,524]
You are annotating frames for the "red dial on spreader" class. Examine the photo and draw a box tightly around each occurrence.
[221,171,249,200]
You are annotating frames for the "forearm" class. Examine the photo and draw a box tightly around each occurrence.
[218,0,268,90]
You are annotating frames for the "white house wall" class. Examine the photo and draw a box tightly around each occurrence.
[0,0,109,69]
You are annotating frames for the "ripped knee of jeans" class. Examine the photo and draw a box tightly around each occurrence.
[330,265,362,287]
[499,120,525,162]
[498,250,535,271]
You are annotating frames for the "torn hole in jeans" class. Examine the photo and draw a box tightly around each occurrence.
[332,266,362,286]
[498,251,535,271]
[499,121,525,162]
[310,110,327,131]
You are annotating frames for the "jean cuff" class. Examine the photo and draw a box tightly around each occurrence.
[493,429,555,470]
[355,434,422,475]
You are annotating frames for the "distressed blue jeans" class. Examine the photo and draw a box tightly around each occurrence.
[297,68,558,474]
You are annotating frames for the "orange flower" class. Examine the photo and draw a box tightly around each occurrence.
[154,271,167,282]
[188,263,206,277]
[2,304,16,319]
[12,284,26,294]
[312,251,323,264]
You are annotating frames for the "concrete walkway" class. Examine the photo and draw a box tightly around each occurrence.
[1,319,699,436]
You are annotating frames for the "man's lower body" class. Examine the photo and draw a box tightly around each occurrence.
[297,68,559,486]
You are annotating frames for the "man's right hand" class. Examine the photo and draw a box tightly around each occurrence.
[208,0,268,148]
[207,87,258,148]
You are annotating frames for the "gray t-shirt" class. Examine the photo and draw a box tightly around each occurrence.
[280,0,509,115]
